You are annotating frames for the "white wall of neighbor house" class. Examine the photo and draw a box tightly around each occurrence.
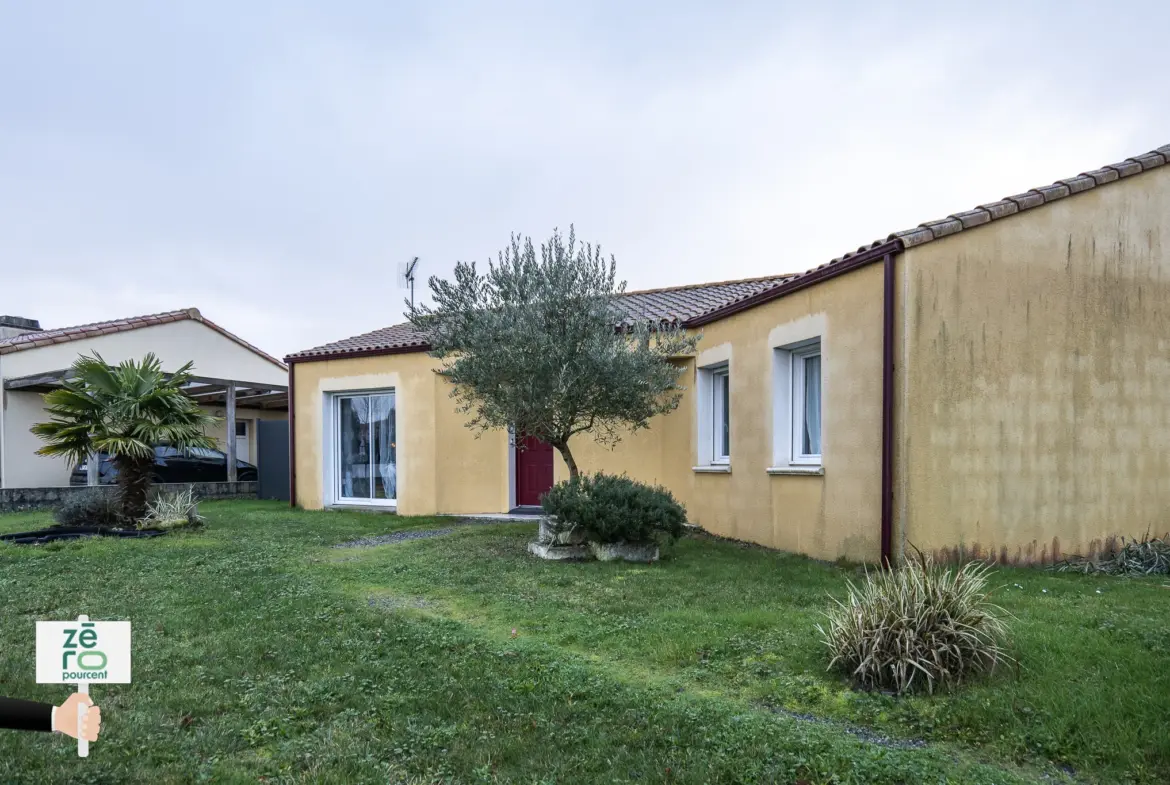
[0,319,286,385]
[1,390,65,488]
[0,319,288,488]
[0,393,287,488]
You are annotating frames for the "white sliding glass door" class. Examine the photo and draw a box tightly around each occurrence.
[334,391,396,504]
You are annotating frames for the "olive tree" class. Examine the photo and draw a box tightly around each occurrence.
[407,226,700,478]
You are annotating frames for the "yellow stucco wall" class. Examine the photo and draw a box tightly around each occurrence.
[290,165,1168,565]
[565,266,885,563]
[674,265,885,562]
[292,352,509,516]
[898,165,1170,564]
[293,263,886,563]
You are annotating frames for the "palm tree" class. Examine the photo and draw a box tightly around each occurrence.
[32,353,220,523]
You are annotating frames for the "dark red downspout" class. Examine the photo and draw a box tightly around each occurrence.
[288,361,297,509]
[880,252,896,568]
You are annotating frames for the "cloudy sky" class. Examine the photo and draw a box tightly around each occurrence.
[2,1,1166,359]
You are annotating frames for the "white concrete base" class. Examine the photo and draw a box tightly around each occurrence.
[440,512,542,521]
[538,515,585,546]
[527,541,591,560]
[590,541,660,563]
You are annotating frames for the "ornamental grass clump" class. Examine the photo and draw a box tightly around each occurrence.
[1053,530,1170,576]
[817,551,1012,695]
[141,487,205,530]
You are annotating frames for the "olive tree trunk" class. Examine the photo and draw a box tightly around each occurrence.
[551,441,580,480]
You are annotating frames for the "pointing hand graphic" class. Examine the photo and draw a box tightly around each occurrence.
[53,693,101,742]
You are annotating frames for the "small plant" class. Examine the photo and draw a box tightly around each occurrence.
[817,550,1011,695]
[54,489,125,529]
[541,472,686,545]
[1053,530,1170,576]
[141,487,205,530]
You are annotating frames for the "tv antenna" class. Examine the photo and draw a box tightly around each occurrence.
[398,256,420,309]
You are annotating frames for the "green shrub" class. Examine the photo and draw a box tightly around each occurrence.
[541,472,686,545]
[141,487,204,530]
[54,489,125,528]
[817,552,1011,695]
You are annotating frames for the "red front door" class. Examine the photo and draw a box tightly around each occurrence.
[515,435,554,506]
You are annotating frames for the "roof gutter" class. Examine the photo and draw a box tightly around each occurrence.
[288,362,297,508]
[285,343,432,365]
[881,250,898,568]
[683,240,903,328]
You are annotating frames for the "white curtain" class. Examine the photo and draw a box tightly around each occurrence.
[803,355,822,455]
[338,393,396,500]
[371,396,396,499]
[339,398,366,497]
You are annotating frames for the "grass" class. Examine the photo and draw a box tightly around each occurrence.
[0,502,1165,783]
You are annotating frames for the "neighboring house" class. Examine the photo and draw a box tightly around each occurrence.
[286,142,1170,566]
[0,308,288,489]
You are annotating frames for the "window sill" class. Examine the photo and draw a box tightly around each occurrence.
[328,502,398,513]
[692,465,732,474]
[766,466,823,476]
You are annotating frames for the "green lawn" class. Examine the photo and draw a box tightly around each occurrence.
[0,501,1166,784]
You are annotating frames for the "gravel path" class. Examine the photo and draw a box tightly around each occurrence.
[333,516,536,549]
[335,529,456,548]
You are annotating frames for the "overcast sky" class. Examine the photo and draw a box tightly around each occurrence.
[1,1,1167,360]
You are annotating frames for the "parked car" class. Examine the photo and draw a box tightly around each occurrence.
[70,446,258,486]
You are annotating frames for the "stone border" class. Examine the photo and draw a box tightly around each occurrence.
[0,482,257,514]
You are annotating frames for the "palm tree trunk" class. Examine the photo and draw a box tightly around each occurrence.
[114,455,153,525]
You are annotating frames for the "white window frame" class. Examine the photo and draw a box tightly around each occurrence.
[771,336,823,471]
[327,389,397,507]
[711,366,730,464]
[789,344,822,465]
[696,360,731,469]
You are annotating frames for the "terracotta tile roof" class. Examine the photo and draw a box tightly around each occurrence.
[888,143,1170,250]
[688,141,1170,326]
[290,142,1170,358]
[286,274,794,361]
[0,307,287,369]
[613,275,793,326]
[287,322,431,361]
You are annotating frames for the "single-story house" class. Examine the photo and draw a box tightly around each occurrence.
[0,308,288,488]
[286,142,1170,565]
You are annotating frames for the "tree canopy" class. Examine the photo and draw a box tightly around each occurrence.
[407,226,700,477]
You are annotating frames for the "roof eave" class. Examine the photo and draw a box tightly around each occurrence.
[285,343,433,365]
[683,239,904,327]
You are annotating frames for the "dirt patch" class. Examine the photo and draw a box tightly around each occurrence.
[367,595,434,611]
[759,702,927,750]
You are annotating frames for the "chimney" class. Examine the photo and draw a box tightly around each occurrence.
[0,315,42,341]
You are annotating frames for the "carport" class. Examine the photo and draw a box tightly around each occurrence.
[0,308,289,490]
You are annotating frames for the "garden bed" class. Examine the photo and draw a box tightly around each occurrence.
[0,525,166,545]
